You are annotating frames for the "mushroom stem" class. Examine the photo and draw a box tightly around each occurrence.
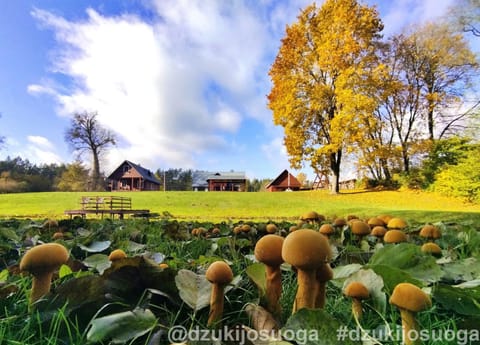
[207,283,225,327]
[314,282,327,309]
[293,270,316,312]
[352,298,363,320]
[30,271,54,304]
[265,265,282,315]
[399,309,420,345]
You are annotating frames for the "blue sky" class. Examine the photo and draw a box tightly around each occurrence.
[0,0,464,180]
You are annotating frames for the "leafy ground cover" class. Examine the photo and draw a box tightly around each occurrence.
[1,207,480,345]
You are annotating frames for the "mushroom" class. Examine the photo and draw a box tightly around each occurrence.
[390,283,432,345]
[350,220,371,243]
[266,223,278,234]
[333,217,347,228]
[421,242,442,257]
[300,211,324,224]
[254,234,284,315]
[319,224,335,239]
[384,230,407,244]
[343,281,369,320]
[282,229,332,312]
[370,226,387,242]
[367,217,385,228]
[108,249,127,261]
[419,224,441,242]
[387,217,407,230]
[314,263,334,309]
[205,261,233,327]
[19,243,69,304]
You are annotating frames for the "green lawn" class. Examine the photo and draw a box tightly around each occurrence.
[0,189,479,223]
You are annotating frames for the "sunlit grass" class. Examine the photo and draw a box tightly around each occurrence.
[0,189,478,223]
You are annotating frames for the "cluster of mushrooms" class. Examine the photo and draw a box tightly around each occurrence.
[19,212,439,345]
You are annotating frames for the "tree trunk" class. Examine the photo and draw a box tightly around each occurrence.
[91,150,101,191]
[329,151,341,194]
[380,158,391,181]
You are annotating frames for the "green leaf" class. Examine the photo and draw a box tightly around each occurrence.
[0,269,8,283]
[175,269,212,311]
[432,284,480,316]
[368,243,443,283]
[282,309,361,345]
[59,264,73,278]
[0,227,20,241]
[367,264,422,293]
[246,263,267,298]
[440,257,480,283]
[86,308,157,344]
[78,240,111,253]
[83,254,111,274]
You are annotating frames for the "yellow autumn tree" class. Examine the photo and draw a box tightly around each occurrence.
[268,0,384,193]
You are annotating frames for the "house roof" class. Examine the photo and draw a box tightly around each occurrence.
[206,171,246,181]
[265,169,301,189]
[108,160,160,185]
[192,171,246,187]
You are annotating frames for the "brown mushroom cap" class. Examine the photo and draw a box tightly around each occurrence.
[206,261,233,285]
[371,226,387,238]
[282,229,331,270]
[300,211,324,222]
[419,225,441,239]
[20,243,69,274]
[108,249,127,261]
[344,281,369,299]
[421,242,442,256]
[384,229,407,244]
[390,283,431,312]
[387,217,408,229]
[333,217,347,227]
[350,221,371,236]
[367,217,385,228]
[255,235,284,267]
[377,214,394,224]
[266,223,278,234]
[319,224,335,236]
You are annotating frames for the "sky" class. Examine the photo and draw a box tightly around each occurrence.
[0,0,466,181]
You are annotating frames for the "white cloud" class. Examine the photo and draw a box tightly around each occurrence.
[30,1,275,171]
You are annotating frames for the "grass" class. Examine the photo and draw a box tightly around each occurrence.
[0,189,479,223]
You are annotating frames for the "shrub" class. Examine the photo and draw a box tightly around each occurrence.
[433,148,480,203]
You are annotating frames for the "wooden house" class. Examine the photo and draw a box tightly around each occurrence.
[265,169,301,192]
[192,171,246,191]
[107,160,160,191]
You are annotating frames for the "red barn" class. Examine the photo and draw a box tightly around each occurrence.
[265,169,301,192]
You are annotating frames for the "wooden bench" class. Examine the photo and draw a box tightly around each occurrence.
[64,196,150,219]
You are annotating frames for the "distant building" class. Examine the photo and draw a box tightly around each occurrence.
[107,160,160,191]
[192,171,246,191]
[265,169,302,192]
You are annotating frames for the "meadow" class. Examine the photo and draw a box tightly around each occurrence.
[1,190,480,344]
[0,189,479,222]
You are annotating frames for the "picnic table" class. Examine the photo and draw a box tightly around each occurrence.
[64,196,150,219]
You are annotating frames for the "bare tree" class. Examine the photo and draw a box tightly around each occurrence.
[65,111,116,191]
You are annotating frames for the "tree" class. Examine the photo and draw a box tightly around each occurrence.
[450,0,480,37]
[268,0,384,193]
[403,23,478,140]
[56,161,89,191]
[65,111,116,191]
